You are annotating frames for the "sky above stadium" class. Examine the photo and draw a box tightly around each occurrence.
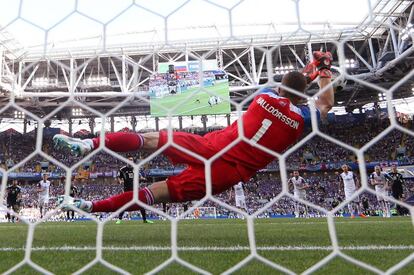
[0,0,379,52]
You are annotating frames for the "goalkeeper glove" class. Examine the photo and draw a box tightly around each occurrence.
[312,51,333,79]
[302,62,318,84]
[302,51,333,83]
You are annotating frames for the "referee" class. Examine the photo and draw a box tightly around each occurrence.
[6,180,22,223]
[387,164,405,215]
[117,156,153,224]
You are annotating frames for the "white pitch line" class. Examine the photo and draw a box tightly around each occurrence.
[0,220,410,230]
[173,220,413,226]
[255,220,413,226]
[1,245,413,252]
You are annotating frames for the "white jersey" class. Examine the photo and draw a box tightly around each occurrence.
[290,176,307,200]
[340,171,359,201]
[38,180,50,198]
[370,172,387,188]
[234,182,245,197]
[370,172,388,201]
[233,182,246,209]
[289,176,307,192]
[340,171,357,192]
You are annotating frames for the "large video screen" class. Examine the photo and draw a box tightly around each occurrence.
[149,70,230,117]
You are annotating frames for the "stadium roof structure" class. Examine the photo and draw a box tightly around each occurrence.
[0,0,413,121]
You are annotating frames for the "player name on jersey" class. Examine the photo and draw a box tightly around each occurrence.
[256,97,300,129]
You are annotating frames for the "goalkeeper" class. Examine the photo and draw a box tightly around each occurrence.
[55,52,335,214]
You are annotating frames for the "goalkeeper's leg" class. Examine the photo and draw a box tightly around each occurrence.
[53,132,159,156]
[58,151,243,214]
[59,181,170,213]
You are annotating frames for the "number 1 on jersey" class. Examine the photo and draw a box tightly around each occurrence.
[251,119,272,144]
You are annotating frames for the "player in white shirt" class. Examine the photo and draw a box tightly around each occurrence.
[288,171,309,218]
[370,165,391,218]
[38,173,51,219]
[230,182,248,218]
[337,165,366,218]
[234,182,247,210]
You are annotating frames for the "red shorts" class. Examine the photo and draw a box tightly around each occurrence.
[158,131,252,202]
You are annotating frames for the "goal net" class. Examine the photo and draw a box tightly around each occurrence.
[0,0,413,274]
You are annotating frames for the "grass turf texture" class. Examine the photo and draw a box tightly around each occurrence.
[150,81,231,117]
[0,217,412,274]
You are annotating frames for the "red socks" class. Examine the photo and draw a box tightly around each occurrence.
[91,187,155,212]
[91,132,144,152]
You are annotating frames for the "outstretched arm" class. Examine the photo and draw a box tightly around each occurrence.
[370,175,376,186]
[336,172,344,190]
[303,51,334,119]
[315,77,334,118]
[287,178,293,190]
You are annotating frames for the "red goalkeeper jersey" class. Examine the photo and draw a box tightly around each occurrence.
[204,88,314,180]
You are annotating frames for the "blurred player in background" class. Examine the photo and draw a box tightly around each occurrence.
[337,165,366,218]
[6,180,22,223]
[66,178,78,222]
[193,207,200,219]
[288,171,309,218]
[55,52,335,216]
[361,196,370,216]
[230,182,248,217]
[370,166,391,218]
[38,173,51,219]
[386,164,405,215]
[117,156,153,224]
[208,96,222,107]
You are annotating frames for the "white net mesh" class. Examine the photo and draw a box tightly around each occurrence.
[0,0,414,274]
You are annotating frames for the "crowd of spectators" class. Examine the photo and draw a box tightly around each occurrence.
[3,114,413,173]
[5,171,413,220]
[1,114,414,220]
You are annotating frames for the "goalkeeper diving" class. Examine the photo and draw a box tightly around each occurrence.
[54,52,335,214]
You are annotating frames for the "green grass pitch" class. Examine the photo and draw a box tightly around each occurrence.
[150,81,231,117]
[0,217,413,274]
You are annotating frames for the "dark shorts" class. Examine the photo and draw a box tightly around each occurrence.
[158,131,252,202]
[7,201,20,211]
[392,188,403,199]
